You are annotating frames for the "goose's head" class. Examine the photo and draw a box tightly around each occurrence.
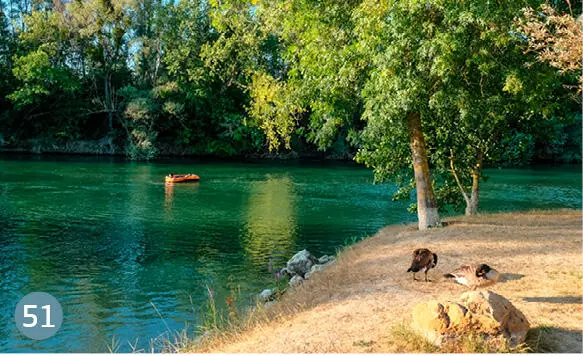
[476,264,491,277]
[477,264,500,282]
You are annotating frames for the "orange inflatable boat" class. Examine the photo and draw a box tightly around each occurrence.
[165,174,200,183]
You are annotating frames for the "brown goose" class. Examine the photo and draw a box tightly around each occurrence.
[443,264,500,290]
[407,248,438,282]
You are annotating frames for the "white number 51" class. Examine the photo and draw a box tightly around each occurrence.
[23,305,55,328]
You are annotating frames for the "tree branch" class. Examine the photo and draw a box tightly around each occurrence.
[449,149,470,204]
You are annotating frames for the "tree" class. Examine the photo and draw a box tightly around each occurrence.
[132,0,164,88]
[430,1,580,215]
[0,2,14,91]
[8,0,134,139]
[249,0,364,154]
[65,0,133,131]
[517,4,582,94]
[7,9,83,138]
[415,0,559,215]
[249,0,577,225]
[354,0,573,218]
[118,85,159,160]
[246,0,441,229]
[350,0,448,228]
[0,2,16,135]
[159,0,268,156]
[1,0,580,179]
[0,2,13,70]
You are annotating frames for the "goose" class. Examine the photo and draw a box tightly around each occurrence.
[407,248,438,282]
[443,263,500,290]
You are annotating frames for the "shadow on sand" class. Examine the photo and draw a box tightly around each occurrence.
[498,273,525,282]
[522,296,582,304]
[526,326,583,352]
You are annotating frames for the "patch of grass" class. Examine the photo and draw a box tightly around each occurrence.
[440,334,525,353]
[343,233,369,247]
[176,271,296,352]
[352,340,375,347]
[181,304,279,352]
[388,323,529,353]
[388,323,439,353]
[524,325,559,353]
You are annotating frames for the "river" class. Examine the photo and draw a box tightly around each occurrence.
[0,155,580,352]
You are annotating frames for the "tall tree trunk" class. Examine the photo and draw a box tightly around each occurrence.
[9,0,15,34]
[407,112,441,230]
[465,152,483,216]
[81,44,86,78]
[464,172,479,215]
[104,71,113,131]
[450,150,483,216]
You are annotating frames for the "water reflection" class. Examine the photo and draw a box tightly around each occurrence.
[242,174,297,270]
[164,183,174,213]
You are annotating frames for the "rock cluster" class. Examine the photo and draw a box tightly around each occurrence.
[411,290,530,347]
[284,249,335,287]
[256,249,335,303]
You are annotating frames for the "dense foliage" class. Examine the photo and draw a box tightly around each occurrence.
[0,0,581,219]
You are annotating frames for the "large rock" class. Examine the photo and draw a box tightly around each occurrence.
[317,255,335,265]
[411,290,529,347]
[289,275,305,288]
[257,289,275,303]
[459,290,530,346]
[286,249,318,277]
[304,263,325,280]
[412,301,451,340]
[278,267,292,278]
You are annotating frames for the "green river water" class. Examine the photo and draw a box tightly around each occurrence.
[0,155,580,352]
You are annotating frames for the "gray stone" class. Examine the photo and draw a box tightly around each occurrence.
[257,289,275,303]
[305,264,325,280]
[264,301,277,309]
[279,267,291,278]
[286,249,317,277]
[289,275,305,287]
[318,255,335,265]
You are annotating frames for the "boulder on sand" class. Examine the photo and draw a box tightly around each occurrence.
[411,290,530,347]
[289,275,305,288]
[286,249,318,277]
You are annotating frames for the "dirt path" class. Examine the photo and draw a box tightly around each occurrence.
[194,210,582,353]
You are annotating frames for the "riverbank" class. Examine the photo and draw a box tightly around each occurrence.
[185,210,582,353]
[0,138,355,160]
[1,139,580,163]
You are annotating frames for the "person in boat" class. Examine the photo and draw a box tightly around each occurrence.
[168,173,189,179]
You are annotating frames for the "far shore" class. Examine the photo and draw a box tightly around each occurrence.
[0,140,355,161]
[2,148,581,167]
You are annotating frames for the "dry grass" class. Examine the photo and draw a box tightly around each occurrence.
[386,322,526,353]
[185,209,583,353]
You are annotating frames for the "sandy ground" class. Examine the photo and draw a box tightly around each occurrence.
[192,210,583,353]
